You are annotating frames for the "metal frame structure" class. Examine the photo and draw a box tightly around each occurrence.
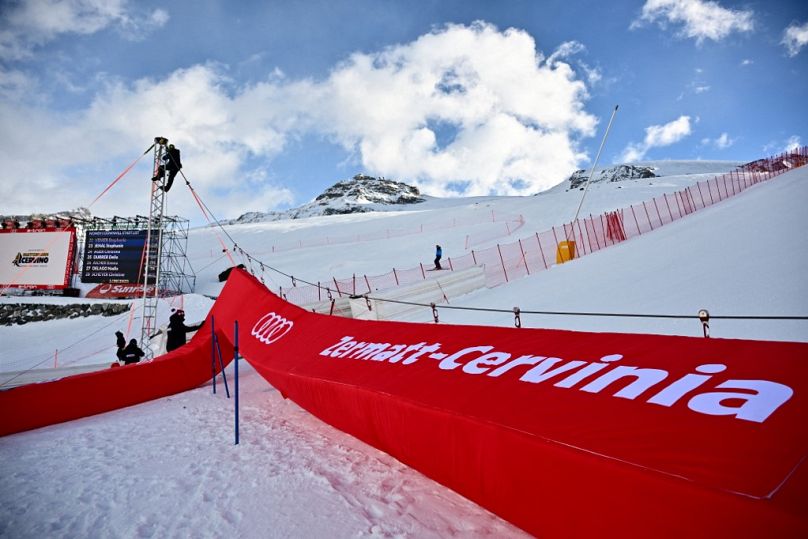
[140,138,169,355]
[69,137,196,358]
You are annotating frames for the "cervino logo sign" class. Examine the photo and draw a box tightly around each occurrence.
[11,250,49,267]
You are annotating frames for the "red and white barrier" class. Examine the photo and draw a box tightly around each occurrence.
[215,269,808,537]
[275,147,808,306]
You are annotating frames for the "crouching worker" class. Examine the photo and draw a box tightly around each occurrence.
[166,309,204,353]
[122,339,145,365]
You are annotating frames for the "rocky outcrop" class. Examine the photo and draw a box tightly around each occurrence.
[0,303,129,326]
[566,165,657,189]
[230,174,425,224]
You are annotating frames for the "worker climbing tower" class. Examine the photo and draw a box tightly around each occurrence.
[139,136,169,358]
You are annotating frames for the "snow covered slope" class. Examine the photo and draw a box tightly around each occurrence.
[184,162,806,342]
[1,159,806,539]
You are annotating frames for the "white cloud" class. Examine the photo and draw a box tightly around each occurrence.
[0,64,293,218]
[632,0,754,44]
[740,58,753,66]
[782,21,808,57]
[701,132,734,149]
[0,0,168,60]
[784,136,801,152]
[619,115,693,162]
[305,23,597,196]
[0,22,599,218]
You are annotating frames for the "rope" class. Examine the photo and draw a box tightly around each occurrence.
[88,144,154,208]
[180,172,237,266]
[357,294,808,321]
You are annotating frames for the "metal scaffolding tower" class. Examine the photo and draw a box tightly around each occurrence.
[140,137,169,358]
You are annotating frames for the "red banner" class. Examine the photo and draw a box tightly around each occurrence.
[209,269,808,537]
[3,267,806,536]
[85,282,162,299]
[0,332,232,437]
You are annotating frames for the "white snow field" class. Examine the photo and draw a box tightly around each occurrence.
[1,161,806,538]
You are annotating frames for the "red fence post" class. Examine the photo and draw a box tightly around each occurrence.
[518,239,530,275]
[652,197,664,225]
[589,215,603,250]
[630,205,642,235]
[536,233,548,269]
[497,244,509,283]
[420,263,426,279]
[662,193,675,221]
[600,214,611,245]
[695,181,705,209]
[393,268,399,286]
[364,275,371,293]
[551,226,562,255]
[472,250,477,265]
[448,257,454,271]
[333,277,342,297]
[642,201,654,230]
[580,219,594,253]
[686,187,698,213]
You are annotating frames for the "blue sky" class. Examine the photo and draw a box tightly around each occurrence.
[1,0,806,221]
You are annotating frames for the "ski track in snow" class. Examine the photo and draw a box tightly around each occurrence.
[0,363,525,538]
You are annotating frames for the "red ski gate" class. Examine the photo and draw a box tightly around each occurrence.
[212,269,808,538]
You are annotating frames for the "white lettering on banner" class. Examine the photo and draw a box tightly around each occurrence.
[251,312,293,344]
[314,336,794,423]
[87,283,159,298]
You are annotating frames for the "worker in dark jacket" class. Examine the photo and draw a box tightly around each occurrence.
[166,309,203,352]
[162,144,182,192]
[122,339,145,365]
[434,244,443,270]
[115,331,126,362]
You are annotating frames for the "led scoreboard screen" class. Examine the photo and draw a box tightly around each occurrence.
[81,230,158,284]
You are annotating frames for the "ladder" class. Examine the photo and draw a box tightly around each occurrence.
[140,137,169,358]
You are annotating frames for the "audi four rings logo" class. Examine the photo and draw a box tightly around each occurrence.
[251,312,293,344]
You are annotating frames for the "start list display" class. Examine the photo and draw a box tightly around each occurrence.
[81,230,158,283]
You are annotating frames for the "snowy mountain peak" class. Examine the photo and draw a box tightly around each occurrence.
[231,174,425,224]
[566,165,656,189]
[314,174,424,206]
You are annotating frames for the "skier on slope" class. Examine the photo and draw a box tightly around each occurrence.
[434,244,442,270]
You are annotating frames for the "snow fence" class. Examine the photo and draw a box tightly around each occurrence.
[274,146,808,308]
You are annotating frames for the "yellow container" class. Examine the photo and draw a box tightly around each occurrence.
[556,240,576,264]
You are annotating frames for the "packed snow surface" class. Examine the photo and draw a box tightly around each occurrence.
[1,161,806,537]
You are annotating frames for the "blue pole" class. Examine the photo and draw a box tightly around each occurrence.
[215,335,230,398]
[210,316,217,394]
[234,320,239,445]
